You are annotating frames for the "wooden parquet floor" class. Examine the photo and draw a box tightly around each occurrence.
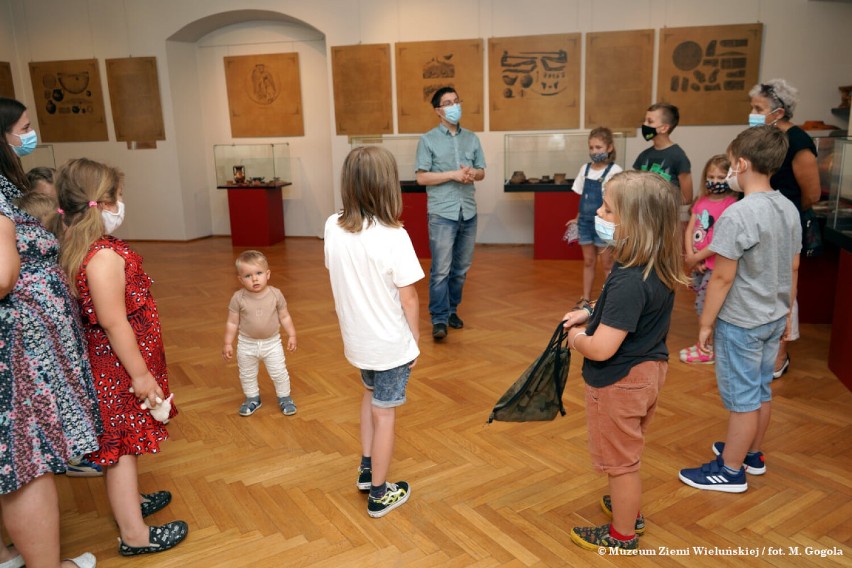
[55,237,851,567]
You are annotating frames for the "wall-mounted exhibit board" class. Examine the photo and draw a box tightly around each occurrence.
[0,62,14,99]
[105,57,166,145]
[331,44,393,136]
[28,58,108,142]
[395,38,484,133]
[585,29,654,132]
[224,53,304,138]
[488,33,581,131]
[658,23,763,125]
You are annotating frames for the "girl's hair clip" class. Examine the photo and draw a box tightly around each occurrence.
[57,207,64,215]
[88,201,97,207]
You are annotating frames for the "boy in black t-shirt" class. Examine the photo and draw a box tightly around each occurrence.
[633,103,693,219]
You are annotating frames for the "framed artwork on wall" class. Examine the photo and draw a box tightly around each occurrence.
[657,23,763,125]
[585,29,654,133]
[28,58,108,142]
[331,44,393,136]
[395,38,484,133]
[105,57,165,145]
[488,33,581,132]
[224,52,304,137]
[0,62,14,99]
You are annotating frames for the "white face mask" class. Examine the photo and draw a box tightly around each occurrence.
[726,165,744,193]
[102,200,125,234]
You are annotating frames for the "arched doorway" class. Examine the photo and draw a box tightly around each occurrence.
[166,10,334,239]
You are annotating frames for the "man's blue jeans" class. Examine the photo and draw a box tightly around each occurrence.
[428,213,477,324]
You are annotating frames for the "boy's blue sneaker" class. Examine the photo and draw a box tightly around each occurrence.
[367,481,410,518]
[66,457,103,478]
[712,442,766,475]
[679,455,747,493]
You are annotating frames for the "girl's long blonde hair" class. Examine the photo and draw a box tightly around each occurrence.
[55,158,123,295]
[605,171,688,290]
[338,146,403,233]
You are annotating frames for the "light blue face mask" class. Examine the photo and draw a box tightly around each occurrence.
[442,103,462,125]
[594,215,617,244]
[748,113,766,128]
[10,130,37,157]
[749,109,781,128]
[590,152,609,163]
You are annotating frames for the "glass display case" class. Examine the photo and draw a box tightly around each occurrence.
[20,144,56,171]
[826,137,852,238]
[213,143,291,189]
[350,135,420,184]
[503,132,627,190]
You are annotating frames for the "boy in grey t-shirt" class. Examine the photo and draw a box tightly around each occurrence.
[679,126,801,493]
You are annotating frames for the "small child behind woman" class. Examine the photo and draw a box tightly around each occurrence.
[679,155,739,364]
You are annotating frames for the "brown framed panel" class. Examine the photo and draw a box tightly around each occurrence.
[657,23,763,126]
[224,53,304,138]
[396,38,484,133]
[488,33,581,132]
[105,57,165,142]
[585,29,654,132]
[0,62,14,99]
[331,44,393,136]
[28,58,108,142]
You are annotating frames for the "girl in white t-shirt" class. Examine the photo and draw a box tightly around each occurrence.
[568,127,623,306]
[324,146,424,519]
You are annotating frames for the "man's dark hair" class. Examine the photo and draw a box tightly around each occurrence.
[431,87,458,108]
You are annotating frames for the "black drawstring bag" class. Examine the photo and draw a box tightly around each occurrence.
[488,322,571,423]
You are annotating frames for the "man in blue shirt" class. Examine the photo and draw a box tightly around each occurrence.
[415,87,486,340]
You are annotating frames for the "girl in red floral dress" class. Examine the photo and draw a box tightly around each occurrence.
[55,158,188,557]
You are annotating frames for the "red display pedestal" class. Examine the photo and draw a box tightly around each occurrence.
[401,182,430,259]
[797,245,838,324]
[826,230,852,392]
[506,184,581,260]
[220,184,288,247]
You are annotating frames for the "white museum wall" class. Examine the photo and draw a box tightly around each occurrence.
[1,0,850,243]
[194,21,334,238]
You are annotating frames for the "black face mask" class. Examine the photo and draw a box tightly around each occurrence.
[705,180,731,194]
[641,124,658,141]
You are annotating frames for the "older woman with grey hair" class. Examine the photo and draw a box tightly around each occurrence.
[748,79,820,379]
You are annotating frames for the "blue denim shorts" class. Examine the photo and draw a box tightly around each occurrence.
[714,317,785,412]
[577,215,606,247]
[360,362,412,408]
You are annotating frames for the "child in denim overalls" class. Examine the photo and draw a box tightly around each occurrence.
[568,127,623,306]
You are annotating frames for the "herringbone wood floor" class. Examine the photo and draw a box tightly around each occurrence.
[54,237,851,567]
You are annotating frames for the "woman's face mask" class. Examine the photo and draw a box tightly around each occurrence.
[10,130,38,157]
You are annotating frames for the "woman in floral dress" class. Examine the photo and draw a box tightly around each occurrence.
[0,97,100,567]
